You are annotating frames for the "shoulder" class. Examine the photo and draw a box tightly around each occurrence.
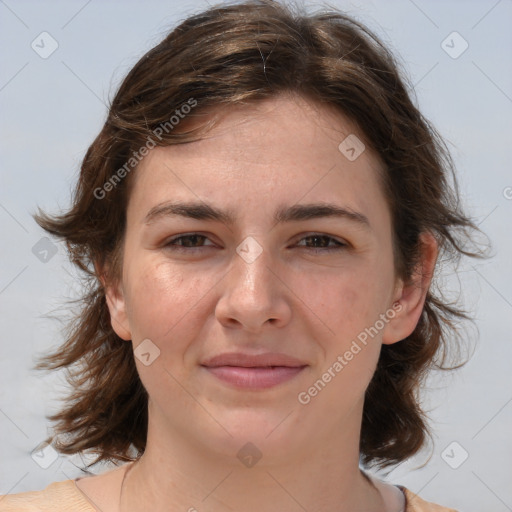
[0,479,96,512]
[402,487,459,512]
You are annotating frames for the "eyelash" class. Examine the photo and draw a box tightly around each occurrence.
[164,233,348,253]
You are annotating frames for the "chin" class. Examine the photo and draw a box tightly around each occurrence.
[203,408,306,462]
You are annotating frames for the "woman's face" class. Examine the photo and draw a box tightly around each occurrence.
[106,93,418,464]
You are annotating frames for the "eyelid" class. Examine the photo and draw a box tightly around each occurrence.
[294,232,348,247]
[164,232,216,247]
[163,232,349,252]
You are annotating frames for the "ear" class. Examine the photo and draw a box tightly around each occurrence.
[95,262,132,341]
[382,232,438,345]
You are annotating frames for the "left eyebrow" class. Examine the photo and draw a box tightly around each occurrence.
[143,200,371,230]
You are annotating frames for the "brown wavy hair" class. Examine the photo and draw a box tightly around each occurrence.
[33,0,487,471]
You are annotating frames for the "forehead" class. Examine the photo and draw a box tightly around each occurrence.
[167,93,372,167]
[126,93,388,229]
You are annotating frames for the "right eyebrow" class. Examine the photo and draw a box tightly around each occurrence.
[144,200,372,231]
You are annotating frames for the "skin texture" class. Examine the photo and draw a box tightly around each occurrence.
[87,92,438,512]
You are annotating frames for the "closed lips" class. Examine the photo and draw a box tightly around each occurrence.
[201,353,308,389]
[201,353,308,368]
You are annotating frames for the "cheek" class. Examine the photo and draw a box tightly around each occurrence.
[300,275,387,414]
[309,267,385,340]
[123,259,204,342]
[305,260,393,390]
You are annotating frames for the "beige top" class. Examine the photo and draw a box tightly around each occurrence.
[0,471,458,512]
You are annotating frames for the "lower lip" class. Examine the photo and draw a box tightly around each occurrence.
[203,365,306,389]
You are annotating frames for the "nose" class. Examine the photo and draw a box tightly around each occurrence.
[215,238,292,332]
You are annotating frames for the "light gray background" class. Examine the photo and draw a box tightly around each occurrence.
[0,0,511,510]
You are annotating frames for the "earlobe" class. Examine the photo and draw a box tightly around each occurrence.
[105,285,132,341]
[95,262,132,341]
[382,232,439,345]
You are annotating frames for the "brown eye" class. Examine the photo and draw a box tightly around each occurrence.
[164,234,215,251]
[296,234,347,252]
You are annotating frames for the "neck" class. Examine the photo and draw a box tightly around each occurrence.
[119,402,385,512]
